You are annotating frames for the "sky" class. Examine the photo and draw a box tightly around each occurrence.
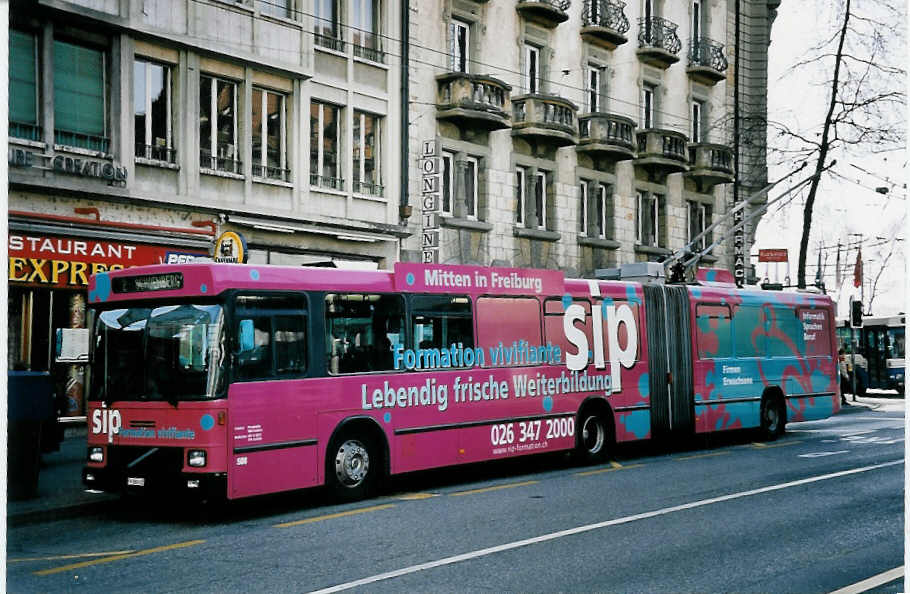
[753,0,907,318]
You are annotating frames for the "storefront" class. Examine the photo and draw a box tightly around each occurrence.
[8,218,211,417]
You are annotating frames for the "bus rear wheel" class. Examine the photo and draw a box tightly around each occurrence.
[760,397,785,441]
[576,410,610,464]
[327,434,377,502]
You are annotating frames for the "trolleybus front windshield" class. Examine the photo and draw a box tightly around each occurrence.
[89,304,226,402]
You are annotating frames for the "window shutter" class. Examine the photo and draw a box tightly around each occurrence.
[54,40,105,136]
[448,22,457,71]
[10,30,38,125]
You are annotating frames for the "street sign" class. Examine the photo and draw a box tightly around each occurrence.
[758,248,788,263]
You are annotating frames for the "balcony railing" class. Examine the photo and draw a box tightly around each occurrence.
[314,31,345,52]
[136,143,177,164]
[581,0,630,48]
[353,40,385,63]
[353,180,384,197]
[55,129,110,153]
[200,150,242,174]
[638,16,682,54]
[512,94,578,146]
[577,113,636,159]
[310,174,345,190]
[687,143,734,187]
[686,37,728,84]
[10,121,42,142]
[436,73,511,130]
[253,164,291,182]
[635,128,688,174]
[515,0,571,27]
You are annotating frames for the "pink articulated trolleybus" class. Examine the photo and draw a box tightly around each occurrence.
[82,255,840,503]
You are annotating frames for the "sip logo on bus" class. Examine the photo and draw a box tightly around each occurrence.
[91,408,122,442]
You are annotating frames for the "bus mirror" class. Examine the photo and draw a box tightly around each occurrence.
[238,319,255,353]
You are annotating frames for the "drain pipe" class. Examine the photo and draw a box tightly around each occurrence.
[399,1,411,222]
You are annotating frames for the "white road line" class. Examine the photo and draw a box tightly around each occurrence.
[309,460,903,594]
[828,565,903,594]
[798,451,850,458]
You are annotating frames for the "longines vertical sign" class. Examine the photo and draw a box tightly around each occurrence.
[421,140,441,263]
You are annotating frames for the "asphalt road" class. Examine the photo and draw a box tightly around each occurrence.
[7,398,904,593]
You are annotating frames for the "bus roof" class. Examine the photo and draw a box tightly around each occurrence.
[87,262,835,309]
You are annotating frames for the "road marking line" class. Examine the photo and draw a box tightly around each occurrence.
[828,565,903,594]
[33,540,204,576]
[675,451,731,461]
[396,493,439,500]
[798,451,849,458]
[10,551,134,563]
[576,464,644,477]
[610,461,622,469]
[274,504,395,528]
[450,480,538,496]
[308,459,903,594]
[751,440,801,449]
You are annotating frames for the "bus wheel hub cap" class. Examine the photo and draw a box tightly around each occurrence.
[336,441,369,486]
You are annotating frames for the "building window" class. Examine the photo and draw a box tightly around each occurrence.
[258,0,291,19]
[54,39,108,153]
[353,110,382,196]
[200,75,240,174]
[579,182,588,233]
[640,83,655,129]
[442,151,455,215]
[688,200,711,251]
[450,19,470,73]
[314,0,344,51]
[691,100,705,143]
[586,65,603,113]
[134,59,174,163]
[535,170,547,230]
[252,88,288,181]
[310,101,342,190]
[516,167,527,226]
[463,156,478,219]
[352,0,383,62]
[524,44,540,94]
[10,30,40,141]
[580,182,608,238]
[637,191,662,247]
[692,0,702,39]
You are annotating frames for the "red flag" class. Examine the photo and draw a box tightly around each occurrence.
[853,247,863,288]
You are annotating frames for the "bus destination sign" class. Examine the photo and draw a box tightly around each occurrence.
[394,263,563,295]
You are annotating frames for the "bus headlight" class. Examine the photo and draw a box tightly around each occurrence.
[88,447,104,463]
[187,450,207,468]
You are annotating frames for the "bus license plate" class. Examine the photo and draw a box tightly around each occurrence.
[127,477,145,487]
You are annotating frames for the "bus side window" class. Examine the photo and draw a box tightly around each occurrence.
[733,305,765,357]
[768,307,801,357]
[695,303,732,359]
[798,308,829,357]
[234,294,307,381]
[409,295,473,354]
[476,297,542,367]
[325,293,404,374]
[235,316,273,380]
[544,298,592,365]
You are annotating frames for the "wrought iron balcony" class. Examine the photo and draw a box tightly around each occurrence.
[516,0,571,28]
[512,94,578,147]
[436,73,511,131]
[636,17,681,69]
[10,121,42,142]
[581,0,630,50]
[686,143,734,189]
[577,113,636,161]
[634,128,688,176]
[686,38,728,85]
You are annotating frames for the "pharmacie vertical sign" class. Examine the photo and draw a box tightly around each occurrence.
[733,204,745,287]
[421,140,441,263]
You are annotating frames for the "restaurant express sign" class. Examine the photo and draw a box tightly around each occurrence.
[9,233,207,288]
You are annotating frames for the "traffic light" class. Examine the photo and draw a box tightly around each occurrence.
[851,300,863,328]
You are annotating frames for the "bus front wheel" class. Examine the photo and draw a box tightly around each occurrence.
[760,397,785,441]
[576,409,610,464]
[327,434,377,502]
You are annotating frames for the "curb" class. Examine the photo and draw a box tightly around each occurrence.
[835,402,877,415]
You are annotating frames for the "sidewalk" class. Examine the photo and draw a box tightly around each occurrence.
[7,426,118,526]
[5,396,896,526]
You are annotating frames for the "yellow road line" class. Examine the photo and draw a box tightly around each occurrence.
[676,451,731,461]
[396,493,439,501]
[576,463,644,477]
[610,461,623,469]
[450,480,538,496]
[752,440,802,449]
[11,551,134,563]
[34,540,204,576]
[274,504,395,528]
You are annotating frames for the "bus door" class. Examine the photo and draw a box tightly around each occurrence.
[864,327,886,389]
[642,285,694,440]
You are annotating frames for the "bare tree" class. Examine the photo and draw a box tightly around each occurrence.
[767,0,906,288]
